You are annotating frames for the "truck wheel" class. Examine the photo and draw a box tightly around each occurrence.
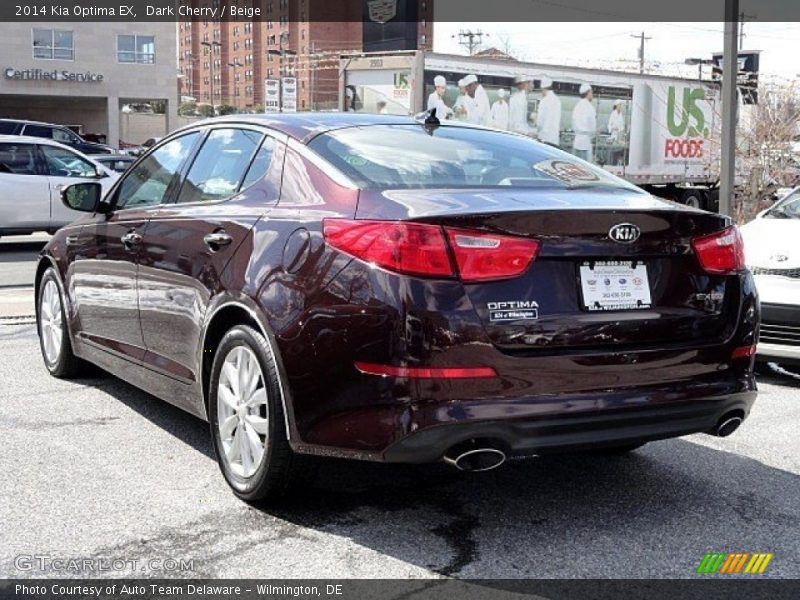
[680,189,707,210]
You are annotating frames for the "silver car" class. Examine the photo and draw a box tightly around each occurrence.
[0,135,117,237]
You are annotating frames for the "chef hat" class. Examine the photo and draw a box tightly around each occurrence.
[463,74,478,85]
[540,77,553,89]
[514,75,530,84]
[457,78,466,88]
[613,98,624,107]
[497,88,508,99]
[579,83,592,95]
[434,75,446,87]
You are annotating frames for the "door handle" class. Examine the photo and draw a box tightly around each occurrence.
[121,231,142,248]
[204,231,233,250]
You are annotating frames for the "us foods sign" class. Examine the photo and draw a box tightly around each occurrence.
[5,67,104,83]
[664,85,709,161]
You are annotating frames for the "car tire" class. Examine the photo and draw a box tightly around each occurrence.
[589,442,646,455]
[209,324,315,503]
[680,189,707,210]
[37,267,85,378]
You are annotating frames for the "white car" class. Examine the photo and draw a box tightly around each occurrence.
[0,135,118,238]
[740,187,800,366]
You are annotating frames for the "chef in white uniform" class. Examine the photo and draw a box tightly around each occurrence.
[571,83,597,162]
[535,77,562,147]
[463,74,490,126]
[607,99,626,143]
[490,88,510,130]
[427,75,453,119]
[453,78,470,121]
[509,75,532,135]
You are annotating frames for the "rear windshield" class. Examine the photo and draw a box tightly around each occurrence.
[308,124,643,193]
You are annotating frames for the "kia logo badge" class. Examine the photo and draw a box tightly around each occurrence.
[609,223,641,244]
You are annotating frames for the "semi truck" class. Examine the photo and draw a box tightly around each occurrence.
[339,51,724,209]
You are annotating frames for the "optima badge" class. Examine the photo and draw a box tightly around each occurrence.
[487,301,539,322]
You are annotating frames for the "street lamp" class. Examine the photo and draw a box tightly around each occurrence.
[179,53,199,101]
[267,32,297,77]
[201,41,222,113]
[685,57,716,80]
[227,60,243,108]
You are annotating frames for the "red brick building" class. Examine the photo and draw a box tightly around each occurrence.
[178,0,433,111]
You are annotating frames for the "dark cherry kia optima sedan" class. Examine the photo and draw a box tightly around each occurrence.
[36,113,758,501]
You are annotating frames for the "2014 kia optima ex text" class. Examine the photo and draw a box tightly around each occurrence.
[36,113,759,501]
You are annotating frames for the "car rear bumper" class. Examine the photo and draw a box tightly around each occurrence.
[383,386,757,463]
[758,302,800,364]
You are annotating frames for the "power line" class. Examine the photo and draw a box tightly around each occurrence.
[453,29,486,55]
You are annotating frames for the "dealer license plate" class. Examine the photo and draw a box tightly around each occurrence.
[579,261,652,311]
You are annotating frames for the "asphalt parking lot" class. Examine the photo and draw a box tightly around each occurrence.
[1,237,799,580]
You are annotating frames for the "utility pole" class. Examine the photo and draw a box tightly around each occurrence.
[720,0,740,217]
[453,29,486,55]
[738,11,755,49]
[631,32,652,74]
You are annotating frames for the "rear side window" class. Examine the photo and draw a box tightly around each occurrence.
[115,133,200,210]
[52,128,78,144]
[240,137,276,190]
[177,128,264,204]
[23,125,54,139]
[0,122,20,135]
[40,145,96,178]
[0,143,39,175]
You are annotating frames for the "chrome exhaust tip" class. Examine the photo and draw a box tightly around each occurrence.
[713,415,743,437]
[443,447,506,472]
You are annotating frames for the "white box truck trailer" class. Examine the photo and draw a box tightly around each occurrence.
[339,51,723,210]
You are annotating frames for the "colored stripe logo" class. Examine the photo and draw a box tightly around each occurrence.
[696,552,773,574]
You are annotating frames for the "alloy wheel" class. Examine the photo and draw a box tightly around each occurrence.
[40,280,63,365]
[216,346,269,478]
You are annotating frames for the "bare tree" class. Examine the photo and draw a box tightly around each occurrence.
[735,82,800,220]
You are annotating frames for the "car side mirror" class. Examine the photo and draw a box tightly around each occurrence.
[94,166,109,179]
[61,182,103,213]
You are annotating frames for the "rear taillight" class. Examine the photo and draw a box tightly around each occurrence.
[691,226,746,275]
[732,344,756,360]
[323,219,539,282]
[322,219,454,278]
[445,228,540,283]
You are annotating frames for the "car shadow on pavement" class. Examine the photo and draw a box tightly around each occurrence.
[266,442,799,577]
[88,369,800,578]
[87,374,215,460]
[757,363,800,388]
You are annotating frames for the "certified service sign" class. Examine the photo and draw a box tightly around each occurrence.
[5,67,104,83]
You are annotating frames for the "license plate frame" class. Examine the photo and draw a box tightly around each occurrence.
[578,260,652,312]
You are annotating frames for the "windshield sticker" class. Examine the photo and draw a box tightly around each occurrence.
[533,159,601,184]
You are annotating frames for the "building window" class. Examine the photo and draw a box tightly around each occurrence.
[118,34,156,64]
[32,29,74,60]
